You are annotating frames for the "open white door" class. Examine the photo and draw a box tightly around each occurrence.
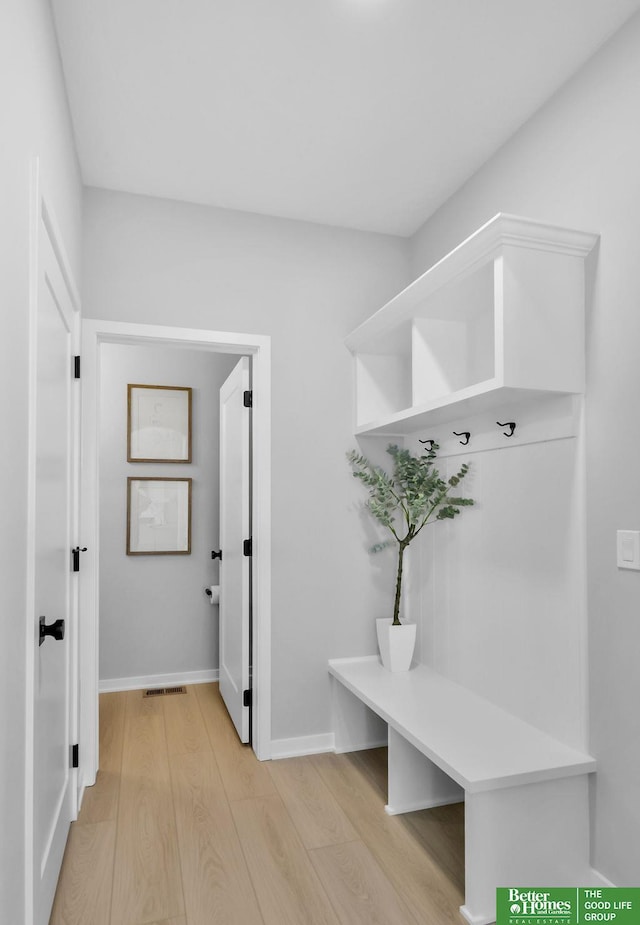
[219,357,251,742]
[30,203,77,924]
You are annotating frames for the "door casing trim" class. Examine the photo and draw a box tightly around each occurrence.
[79,319,272,787]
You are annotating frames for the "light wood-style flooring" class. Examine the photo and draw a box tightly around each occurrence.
[50,683,464,925]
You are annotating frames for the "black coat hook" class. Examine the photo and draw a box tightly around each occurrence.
[418,438,436,451]
[496,421,516,437]
[453,431,471,446]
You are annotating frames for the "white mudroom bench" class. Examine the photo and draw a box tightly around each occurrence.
[329,656,596,925]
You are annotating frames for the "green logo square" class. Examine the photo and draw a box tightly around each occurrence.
[497,888,640,925]
[497,887,577,923]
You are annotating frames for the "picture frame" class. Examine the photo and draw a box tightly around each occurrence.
[127,384,192,463]
[127,477,192,555]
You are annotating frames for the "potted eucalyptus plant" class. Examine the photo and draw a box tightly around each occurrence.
[347,443,474,671]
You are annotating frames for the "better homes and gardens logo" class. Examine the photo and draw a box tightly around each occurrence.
[496,888,640,925]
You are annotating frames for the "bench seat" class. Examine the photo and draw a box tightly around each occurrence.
[329,656,597,925]
[328,656,595,792]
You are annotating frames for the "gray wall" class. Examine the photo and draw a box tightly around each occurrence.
[403,427,588,751]
[0,0,82,919]
[99,343,237,683]
[409,11,640,887]
[83,187,411,739]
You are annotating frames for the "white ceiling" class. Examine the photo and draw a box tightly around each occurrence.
[51,0,640,236]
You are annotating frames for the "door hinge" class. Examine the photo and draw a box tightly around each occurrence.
[243,689,252,708]
[74,356,81,379]
[72,546,87,572]
[243,538,252,557]
[243,390,253,408]
[211,549,222,560]
[71,744,79,769]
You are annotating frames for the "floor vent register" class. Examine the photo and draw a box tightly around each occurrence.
[143,686,187,697]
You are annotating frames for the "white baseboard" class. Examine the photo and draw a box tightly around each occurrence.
[459,903,493,925]
[270,732,336,760]
[385,794,463,815]
[334,737,388,754]
[75,782,86,819]
[590,868,616,887]
[99,668,219,693]
[271,731,389,760]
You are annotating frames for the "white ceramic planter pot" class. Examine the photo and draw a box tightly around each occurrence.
[376,618,416,672]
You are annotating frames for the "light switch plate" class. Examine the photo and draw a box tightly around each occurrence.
[616,530,640,570]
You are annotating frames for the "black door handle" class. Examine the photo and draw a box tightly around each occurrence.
[39,616,65,646]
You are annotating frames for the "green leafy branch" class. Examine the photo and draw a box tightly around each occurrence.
[347,444,474,625]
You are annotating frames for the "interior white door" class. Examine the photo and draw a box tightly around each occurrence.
[32,219,76,924]
[219,356,251,742]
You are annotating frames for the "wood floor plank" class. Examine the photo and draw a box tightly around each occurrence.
[348,745,465,890]
[77,692,125,824]
[404,802,465,893]
[56,689,466,925]
[230,795,340,925]
[195,682,277,802]
[309,840,420,925]
[49,821,116,925]
[312,752,464,925]
[169,749,264,925]
[163,686,210,757]
[350,746,388,801]
[268,756,358,849]
[144,917,188,925]
[110,691,184,925]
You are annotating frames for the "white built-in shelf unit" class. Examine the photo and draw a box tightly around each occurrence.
[347,213,599,436]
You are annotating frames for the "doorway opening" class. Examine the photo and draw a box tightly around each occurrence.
[97,342,239,698]
[79,320,272,796]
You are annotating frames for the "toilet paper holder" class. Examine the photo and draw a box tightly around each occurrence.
[205,585,220,604]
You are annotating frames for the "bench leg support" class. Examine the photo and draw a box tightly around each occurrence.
[331,676,388,753]
[386,727,464,814]
[461,774,592,925]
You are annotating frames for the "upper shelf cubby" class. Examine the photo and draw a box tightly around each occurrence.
[347,213,599,436]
